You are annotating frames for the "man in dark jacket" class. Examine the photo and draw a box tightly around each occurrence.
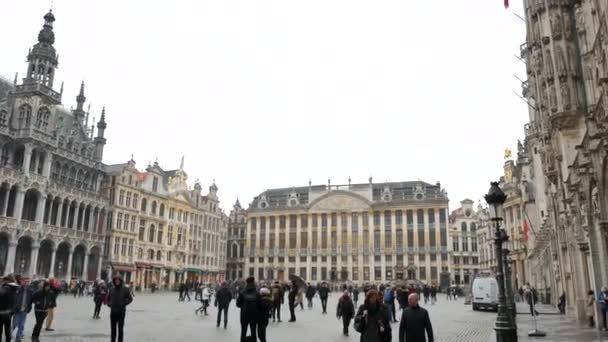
[236,277,260,342]
[399,293,434,342]
[12,275,33,342]
[305,283,315,308]
[0,275,18,342]
[271,281,283,322]
[107,276,133,342]
[31,281,53,342]
[318,282,330,314]
[215,282,232,329]
[288,284,297,322]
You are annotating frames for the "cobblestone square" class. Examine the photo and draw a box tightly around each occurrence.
[16,292,499,342]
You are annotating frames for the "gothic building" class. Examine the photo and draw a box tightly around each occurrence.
[227,199,246,281]
[0,11,108,280]
[243,179,451,286]
[448,199,481,285]
[518,0,608,321]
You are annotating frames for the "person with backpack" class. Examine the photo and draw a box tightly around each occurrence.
[215,282,232,329]
[383,287,395,323]
[319,282,330,314]
[257,286,273,342]
[93,281,108,319]
[337,290,355,336]
[271,281,283,323]
[31,280,53,342]
[236,277,260,342]
[305,283,315,309]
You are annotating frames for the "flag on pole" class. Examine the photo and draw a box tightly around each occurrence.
[523,219,529,241]
[504,0,509,8]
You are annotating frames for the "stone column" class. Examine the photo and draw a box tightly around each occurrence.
[83,253,90,281]
[1,189,10,217]
[29,243,40,277]
[380,211,386,283]
[56,201,63,227]
[14,188,25,222]
[42,154,53,178]
[35,193,47,224]
[66,247,74,281]
[5,241,17,274]
[22,144,32,176]
[77,206,84,230]
[346,212,353,282]
[295,214,301,271]
[358,213,364,283]
[97,255,103,280]
[88,210,95,232]
[49,247,57,278]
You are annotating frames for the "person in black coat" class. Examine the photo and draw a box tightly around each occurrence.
[107,276,134,342]
[318,282,330,314]
[337,290,355,336]
[215,282,232,329]
[305,283,316,309]
[399,293,434,342]
[288,284,298,322]
[31,281,53,342]
[271,281,283,322]
[236,277,260,342]
[0,275,18,342]
[354,289,392,342]
[352,287,360,307]
[257,287,273,342]
[12,275,33,342]
[93,282,108,319]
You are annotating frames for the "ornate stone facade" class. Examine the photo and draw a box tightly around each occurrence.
[519,0,608,321]
[226,199,246,280]
[103,158,227,289]
[243,179,451,286]
[0,11,108,281]
[448,199,481,285]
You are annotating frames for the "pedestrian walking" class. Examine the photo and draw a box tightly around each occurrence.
[215,282,232,329]
[399,293,434,342]
[236,277,260,342]
[107,276,133,342]
[271,281,283,323]
[31,281,53,342]
[305,283,315,309]
[558,292,566,314]
[430,286,437,305]
[587,290,596,327]
[44,278,58,332]
[354,289,392,342]
[337,290,355,336]
[383,286,396,323]
[525,286,539,316]
[178,282,185,302]
[184,282,191,301]
[288,284,297,322]
[12,275,33,342]
[319,282,330,314]
[422,286,430,304]
[297,287,304,310]
[257,287,273,342]
[195,285,211,316]
[0,275,18,342]
[93,281,108,319]
[353,287,360,307]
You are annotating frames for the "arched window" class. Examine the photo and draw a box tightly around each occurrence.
[151,201,157,215]
[60,164,69,182]
[470,222,476,233]
[76,169,84,188]
[18,104,32,128]
[149,224,156,243]
[68,167,76,184]
[159,203,165,217]
[137,248,143,259]
[0,110,7,126]
[461,222,467,232]
[35,107,50,130]
[141,198,147,212]
[156,250,162,261]
[51,162,60,179]
[148,249,154,260]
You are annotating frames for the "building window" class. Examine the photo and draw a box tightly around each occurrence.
[121,238,127,256]
[341,212,347,227]
[419,266,426,280]
[149,225,156,243]
[373,211,381,226]
[300,215,308,228]
[374,267,382,280]
[141,198,147,212]
[300,232,308,249]
[470,222,476,233]
[321,214,327,228]
[384,211,391,227]
[462,238,469,252]
[151,201,157,215]
[362,212,369,227]
[374,230,381,250]
[113,237,120,256]
[363,231,369,249]
[453,237,459,251]
[116,213,123,230]
[0,110,7,126]
[406,210,413,226]
[152,177,159,192]
[418,228,425,247]
[396,229,403,246]
[18,104,32,128]
[407,229,414,247]
[395,210,402,225]
[126,192,131,207]
[133,194,138,209]
[331,213,337,226]
[417,209,424,229]
[429,228,436,247]
[280,216,286,229]
[123,214,129,230]
[385,229,392,248]
[119,190,125,205]
[472,237,478,252]
[321,229,327,249]
[158,224,164,244]
[461,222,467,233]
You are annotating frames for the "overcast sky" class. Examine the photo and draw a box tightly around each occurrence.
[1,0,528,212]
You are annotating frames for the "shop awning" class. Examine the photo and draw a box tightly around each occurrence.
[182,267,204,274]
[112,265,136,272]
[135,262,153,269]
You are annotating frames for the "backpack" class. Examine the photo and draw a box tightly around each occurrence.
[383,288,393,302]
[242,290,258,312]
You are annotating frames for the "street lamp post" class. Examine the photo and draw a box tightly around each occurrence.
[502,239,517,326]
[485,182,518,342]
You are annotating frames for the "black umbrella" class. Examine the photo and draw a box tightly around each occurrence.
[289,274,306,289]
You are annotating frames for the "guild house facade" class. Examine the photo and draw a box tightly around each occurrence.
[244,179,451,286]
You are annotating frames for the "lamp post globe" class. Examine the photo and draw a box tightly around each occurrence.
[484,182,517,342]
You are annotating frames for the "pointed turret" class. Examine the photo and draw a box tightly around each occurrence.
[93,107,107,161]
[25,10,59,89]
[208,180,218,198]
[76,81,86,110]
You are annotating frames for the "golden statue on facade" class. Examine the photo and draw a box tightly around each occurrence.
[504,148,512,160]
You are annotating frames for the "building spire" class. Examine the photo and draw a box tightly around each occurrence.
[180,155,185,170]
[76,81,86,111]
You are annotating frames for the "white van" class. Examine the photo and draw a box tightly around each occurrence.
[471,277,498,311]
